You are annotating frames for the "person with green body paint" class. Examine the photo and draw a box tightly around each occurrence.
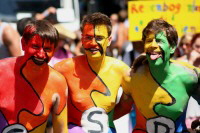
[114,19,200,133]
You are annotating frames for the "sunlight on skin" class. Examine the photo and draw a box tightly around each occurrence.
[54,22,130,133]
[0,34,67,133]
[121,31,200,132]
[82,24,111,62]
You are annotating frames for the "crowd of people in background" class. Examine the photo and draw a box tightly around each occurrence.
[0,5,200,133]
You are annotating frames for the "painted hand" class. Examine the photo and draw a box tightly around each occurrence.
[131,53,147,73]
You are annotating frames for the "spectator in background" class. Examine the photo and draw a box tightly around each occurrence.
[175,32,193,60]
[188,33,200,67]
[48,23,76,67]
[118,9,129,58]
[0,21,21,58]
[108,13,119,57]
[176,33,200,67]
[108,12,127,59]
[34,6,57,21]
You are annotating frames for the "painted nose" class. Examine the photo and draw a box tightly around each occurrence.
[92,37,98,44]
[150,39,158,47]
[36,48,46,58]
[145,39,159,52]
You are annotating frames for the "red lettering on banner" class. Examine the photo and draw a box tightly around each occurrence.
[163,3,181,14]
[131,4,144,13]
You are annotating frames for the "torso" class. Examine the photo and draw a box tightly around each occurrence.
[128,60,198,133]
[0,57,66,133]
[55,55,129,132]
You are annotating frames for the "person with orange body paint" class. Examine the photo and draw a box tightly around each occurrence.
[0,20,68,133]
[54,12,130,133]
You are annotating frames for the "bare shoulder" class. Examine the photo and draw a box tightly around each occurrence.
[49,66,67,85]
[3,24,19,41]
[54,58,73,73]
[0,57,16,68]
[0,57,18,78]
[171,60,199,83]
[54,55,85,73]
[106,57,131,77]
[107,56,129,68]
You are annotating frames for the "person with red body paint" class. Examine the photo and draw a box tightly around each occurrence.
[0,20,68,133]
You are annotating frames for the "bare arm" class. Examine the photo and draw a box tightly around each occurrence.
[114,62,134,120]
[2,24,21,57]
[52,103,68,133]
[52,75,68,133]
[114,92,133,120]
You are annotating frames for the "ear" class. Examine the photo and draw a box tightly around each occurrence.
[170,46,176,54]
[21,37,26,51]
[107,36,112,46]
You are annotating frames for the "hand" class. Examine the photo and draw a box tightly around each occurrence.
[131,53,147,73]
[47,7,57,14]
[191,118,200,132]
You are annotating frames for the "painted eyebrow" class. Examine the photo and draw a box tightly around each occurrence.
[156,32,166,38]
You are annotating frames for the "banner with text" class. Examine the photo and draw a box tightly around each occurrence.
[128,0,200,41]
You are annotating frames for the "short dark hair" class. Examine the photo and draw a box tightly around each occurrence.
[142,19,178,49]
[22,19,59,48]
[80,12,112,36]
[17,17,35,36]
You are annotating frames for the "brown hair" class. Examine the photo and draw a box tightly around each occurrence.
[142,19,178,49]
[80,12,112,36]
[22,19,59,47]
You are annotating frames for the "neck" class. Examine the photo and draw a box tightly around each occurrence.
[20,56,48,72]
[87,55,106,73]
[149,61,170,84]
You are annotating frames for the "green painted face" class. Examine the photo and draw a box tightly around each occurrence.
[145,31,175,67]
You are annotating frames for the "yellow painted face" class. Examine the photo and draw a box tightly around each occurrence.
[144,33,162,53]
[82,24,110,60]
[144,32,163,61]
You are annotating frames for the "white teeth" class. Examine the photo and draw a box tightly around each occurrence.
[35,58,44,62]
[90,48,98,51]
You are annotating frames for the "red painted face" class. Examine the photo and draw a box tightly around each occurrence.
[22,34,55,65]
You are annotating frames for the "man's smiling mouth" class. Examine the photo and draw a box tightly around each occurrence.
[85,48,100,54]
[31,57,47,65]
